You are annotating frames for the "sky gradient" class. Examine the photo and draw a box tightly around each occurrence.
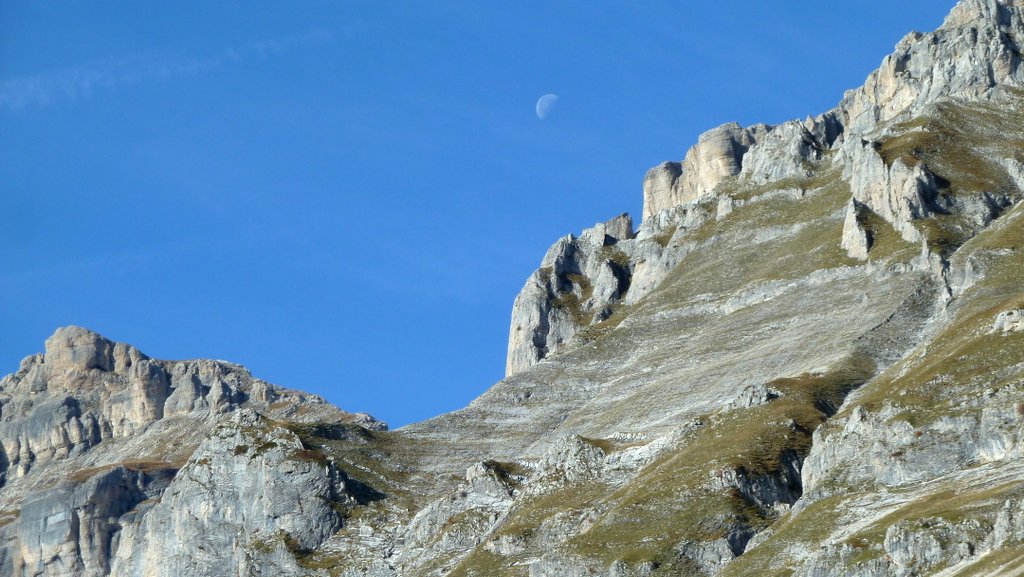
[1,1,957,427]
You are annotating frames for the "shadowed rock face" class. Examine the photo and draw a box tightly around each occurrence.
[505,213,638,376]
[3,2,1024,577]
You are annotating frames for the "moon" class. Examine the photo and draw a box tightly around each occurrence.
[536,94,559,120]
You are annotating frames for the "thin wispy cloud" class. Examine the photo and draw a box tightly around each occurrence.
[0,29,336,111]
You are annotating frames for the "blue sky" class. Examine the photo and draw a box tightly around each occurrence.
[1,1,956,427]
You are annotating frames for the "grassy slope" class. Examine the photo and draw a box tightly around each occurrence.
[847,202,1024,423]
[442,163,922,577]
[723,96,1024,575]
[879,88,1024,257]
[303,95,1024,577]
[436,97,1024,577]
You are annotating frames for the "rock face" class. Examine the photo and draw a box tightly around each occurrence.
[14,466,166,577]
[505,214,636,376]
[839,0,1024,135]
[505,203,726,375]
[4,1,1024,577]
[842,140,943,243]
[0,326,383,577]
[641,114,843,221]
[110,410,345,577]
[993,309,1024,332]
[642,123,769,220]
[739,115,840,185]
[641,0,1024,246]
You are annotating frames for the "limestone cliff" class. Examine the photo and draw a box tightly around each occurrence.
[0,326,383,577]
[4,1,1024,576]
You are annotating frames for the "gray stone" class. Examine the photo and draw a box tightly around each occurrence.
[110,410,344,577]
[841,199,874,259]
[991,309,1024,333]
[643,122,770,220]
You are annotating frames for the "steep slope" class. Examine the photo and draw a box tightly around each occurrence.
[2,1,1024,576]
[392,1,1024,575]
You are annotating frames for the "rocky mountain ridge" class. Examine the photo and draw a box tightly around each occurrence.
[0,326,384,576]
[508,0,1024,377]
[3,0,1024,576]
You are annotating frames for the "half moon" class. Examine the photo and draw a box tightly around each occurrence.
[536,94,559,120]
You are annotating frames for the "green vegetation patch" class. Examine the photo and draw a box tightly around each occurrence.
[0,509,20,528]
[484,459,529,484]
[281,421,442,514]
[868,481,1022,539]
[650,174,870,309]
[839,198,1024,427]
[579,436,615,454]
[573,302,633,346]
[650,226,677,249]
[494,356,875,573]
[856,202,919,263]
[949,545,1024,577]
[852,267,1024,424]
[449,549,527,577]
[875,94,1024,256]
[561,356,872,569]
[552,274,594,327]
[599,244,633,267]
[491,481,610,541]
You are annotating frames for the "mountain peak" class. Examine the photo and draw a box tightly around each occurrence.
[43,325,142,373]
[639,0,1023,225]
[944,0,1022,29]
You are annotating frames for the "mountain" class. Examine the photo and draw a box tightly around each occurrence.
[3,0,1024,575]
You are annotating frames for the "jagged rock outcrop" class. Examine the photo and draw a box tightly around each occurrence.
[505,205,726,375]
[840,199,874,259]
[505,214,643,376]
[739,115,841,185]
[840,0,1024,135]
[0,327,384,577]
[640,0,1024,251]
[641,114,843,224]
[642,123,770,220]
[831,0,1024,243]
[110,410,346,577]
[842,140,943,243]
[392,461,517,573]
[992,308,1024,332]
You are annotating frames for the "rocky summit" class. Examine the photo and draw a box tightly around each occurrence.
[4,1,1024,575]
